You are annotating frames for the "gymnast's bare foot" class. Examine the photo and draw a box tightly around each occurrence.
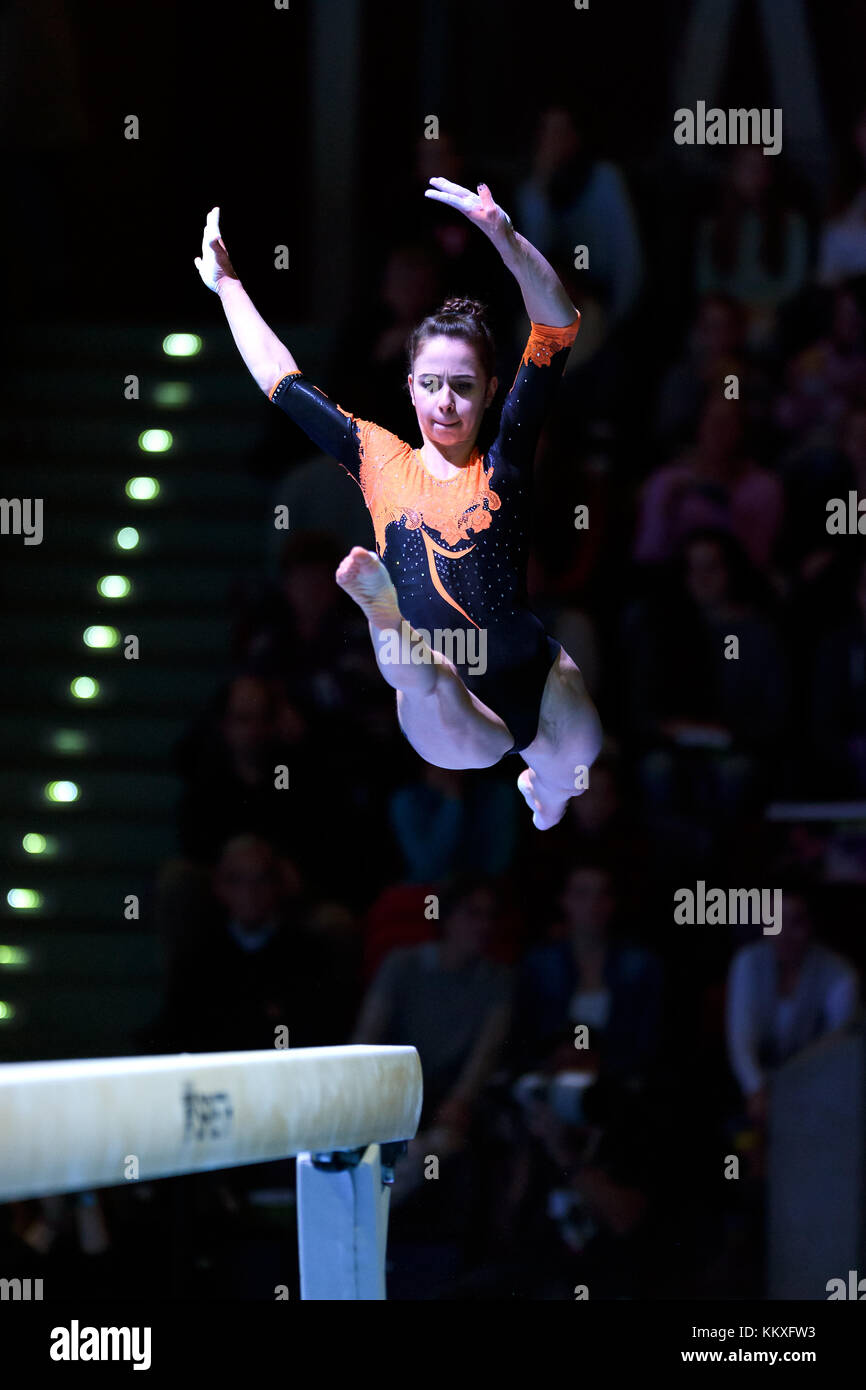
[517,767,570,831]
[335,546,402,629]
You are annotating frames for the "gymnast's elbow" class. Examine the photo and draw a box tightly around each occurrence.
[261,362,298,399]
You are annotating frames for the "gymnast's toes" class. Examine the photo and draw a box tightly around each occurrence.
[335,545,378,584]
[517,767,542,811]
[335,546,401,625]
[335,547,385,595]
[517,767,567,831]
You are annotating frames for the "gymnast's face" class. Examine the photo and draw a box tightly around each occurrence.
[408,336,497,454]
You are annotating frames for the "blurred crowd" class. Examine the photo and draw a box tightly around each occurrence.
[10,95,866,1301]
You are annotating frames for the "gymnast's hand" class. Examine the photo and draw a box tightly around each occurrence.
[194,206,239,292]
[424,178,515,247]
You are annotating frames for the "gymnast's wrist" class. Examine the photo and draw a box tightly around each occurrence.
[216,272,242,296]
[493,219,520,263]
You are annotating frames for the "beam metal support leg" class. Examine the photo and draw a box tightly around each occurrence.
[296,1143,395,1300]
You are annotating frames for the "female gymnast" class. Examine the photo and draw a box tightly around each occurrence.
[195,179,602,828]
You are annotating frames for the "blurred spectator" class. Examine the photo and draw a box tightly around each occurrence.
[151,834,357,1054]
[523,749,649,908]
[624,530,790,838]
[514,104,644,331]
[388,764,518,883]
[818,106,866,286]
[233,529,376,739]
[513,861,664,1082]
[634,393,784,573]
[725,888,859,1123]
[494,862,666,1292]
[504,1066,667,1297]
[528,418,623,649]
[352,875,512,1176]
[174,673,326,870]
[777,398,866,579]
[812,552,866,794]
[358,881,438,987]
[654,293,750,449]
[560,751,649,886]
[695,148,811,347]
[774,279,866,444]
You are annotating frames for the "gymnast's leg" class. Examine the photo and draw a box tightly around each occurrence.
[335,546,514,769]
[517,646,604,830]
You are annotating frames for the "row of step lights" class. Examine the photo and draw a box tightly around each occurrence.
[1,332,204,1035]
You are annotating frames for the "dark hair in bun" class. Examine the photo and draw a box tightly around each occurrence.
[406,296,496,383]
[440,296,486,320]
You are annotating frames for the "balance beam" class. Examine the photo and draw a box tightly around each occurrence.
[0,1045,423,1298]
[0,1044,423,1200]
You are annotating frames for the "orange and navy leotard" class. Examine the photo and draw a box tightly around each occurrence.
[268,313,580,754]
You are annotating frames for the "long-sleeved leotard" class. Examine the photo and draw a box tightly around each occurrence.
[268,312,580,754]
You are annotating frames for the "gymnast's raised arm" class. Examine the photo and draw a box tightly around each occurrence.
[194,206,299,393]
[423,178,578,329]
[195,206,361,470]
